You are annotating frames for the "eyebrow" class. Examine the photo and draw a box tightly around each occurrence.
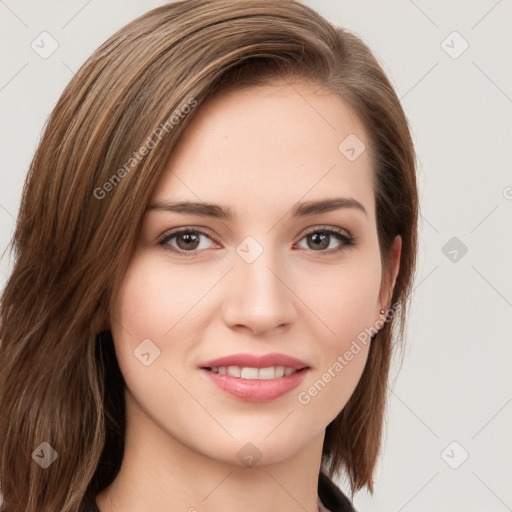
[146,197,367,219]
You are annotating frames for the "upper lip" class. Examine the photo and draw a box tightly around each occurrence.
[200,352,310,370]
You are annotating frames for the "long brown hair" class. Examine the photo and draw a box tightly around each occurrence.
[0,1,418,509]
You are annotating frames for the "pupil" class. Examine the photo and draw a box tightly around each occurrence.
[179,232,199,249]
[310,233,328,250]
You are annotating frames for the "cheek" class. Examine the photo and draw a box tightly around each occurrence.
[327,264,381,342]
[294,254,381,419]
[109,256,173,378]
[110,258,166,348]
[110,253,214,356]
[108,255,213,430]
[298,250,382,348]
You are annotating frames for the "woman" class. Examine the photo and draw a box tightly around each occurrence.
[0,1,418,511]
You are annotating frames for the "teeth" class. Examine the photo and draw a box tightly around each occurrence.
[257,367,276,379]
[227,366,241,377]
[241,367,259,379]
[210,366,298,379]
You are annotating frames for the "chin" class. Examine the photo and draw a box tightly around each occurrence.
[190,426,315,469]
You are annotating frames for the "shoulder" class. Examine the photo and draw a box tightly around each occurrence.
[318,471,358,512]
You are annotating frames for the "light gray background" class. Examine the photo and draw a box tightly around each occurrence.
[1,1,511,511]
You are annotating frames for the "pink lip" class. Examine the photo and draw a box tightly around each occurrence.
[200,352,309,370]
[201,368,309,402]
[199,352,310,403]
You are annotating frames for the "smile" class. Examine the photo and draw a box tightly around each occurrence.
[207,366,297,379]
[199,352,310,402]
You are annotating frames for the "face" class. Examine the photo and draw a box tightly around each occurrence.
[108,80,400,466]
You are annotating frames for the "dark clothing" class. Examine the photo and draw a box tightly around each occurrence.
[80,471,356,511]
[318,472,357,512]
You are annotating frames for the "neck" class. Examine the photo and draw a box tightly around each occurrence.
[96,390,325,512]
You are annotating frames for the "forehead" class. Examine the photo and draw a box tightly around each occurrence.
[153,81,375,223]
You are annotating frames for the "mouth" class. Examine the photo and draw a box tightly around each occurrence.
[203,365,305,379]
[198,353,310,402]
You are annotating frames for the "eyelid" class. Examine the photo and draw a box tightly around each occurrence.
[294,225,356,254]
[157,224,355,256]
[296,224,352,240]
[157,226,220,253]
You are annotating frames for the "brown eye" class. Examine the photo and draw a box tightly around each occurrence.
[175,231,200,250]
[296,228,355,253]
[306,232,330,250]
[158,228,218,256]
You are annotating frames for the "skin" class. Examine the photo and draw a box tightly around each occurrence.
[96,80,401,512]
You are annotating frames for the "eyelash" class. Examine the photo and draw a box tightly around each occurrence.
[157,226,356,258]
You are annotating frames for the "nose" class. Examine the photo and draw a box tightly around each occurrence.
[222,248,297,336]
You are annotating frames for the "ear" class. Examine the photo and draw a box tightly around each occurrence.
[379,235,402,312]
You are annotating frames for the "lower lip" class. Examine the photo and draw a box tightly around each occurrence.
[201,368,309,402]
